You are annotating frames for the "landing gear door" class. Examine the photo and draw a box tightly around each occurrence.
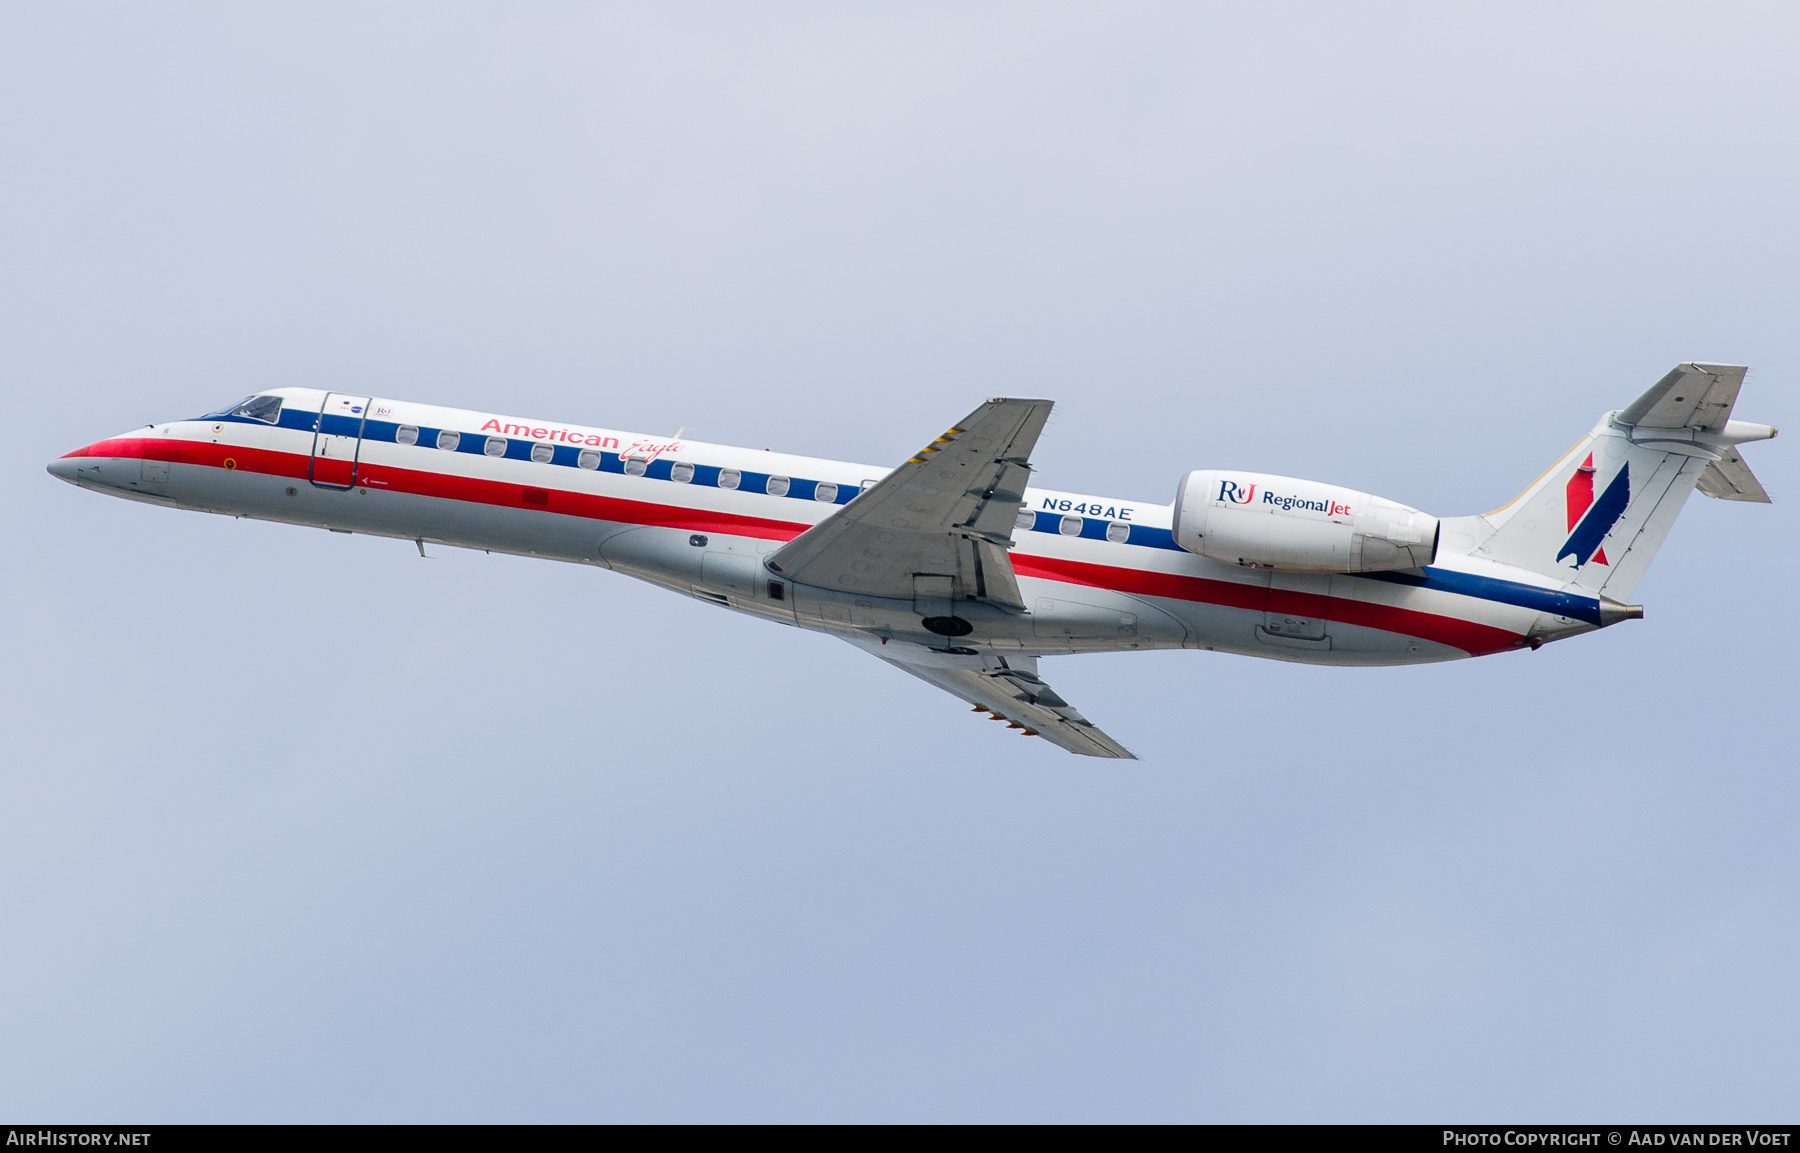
[310,393,372,489]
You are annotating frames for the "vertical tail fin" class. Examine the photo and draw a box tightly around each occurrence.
[1447,364,1775,602]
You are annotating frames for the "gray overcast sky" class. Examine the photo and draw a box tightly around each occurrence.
[2,2,1796,1122]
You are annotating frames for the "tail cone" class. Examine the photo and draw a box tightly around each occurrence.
[1597,598,1644,628]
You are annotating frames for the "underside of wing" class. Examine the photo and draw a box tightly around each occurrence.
[767,398,1051,611]
[847,638,1137,759]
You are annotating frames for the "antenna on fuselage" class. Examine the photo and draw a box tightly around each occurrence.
[637,428,688,469]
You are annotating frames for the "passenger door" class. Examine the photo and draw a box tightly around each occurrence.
[310,393,371,489]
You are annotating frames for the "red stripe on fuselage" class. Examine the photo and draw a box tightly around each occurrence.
[69,436,811,540]
[73,437,1526,656]
[1010,554,1524,657]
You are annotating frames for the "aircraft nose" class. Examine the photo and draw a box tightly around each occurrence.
[46,455,82,484]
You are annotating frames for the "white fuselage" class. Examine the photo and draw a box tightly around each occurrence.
[50,388,1602,665]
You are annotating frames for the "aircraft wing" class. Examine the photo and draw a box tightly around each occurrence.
[846,638,1137,759]
[766,398,1052,611]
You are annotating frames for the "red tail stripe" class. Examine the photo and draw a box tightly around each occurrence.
[1565,452,1596,531]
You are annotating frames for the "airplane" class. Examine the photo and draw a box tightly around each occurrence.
[48,363,1775,759]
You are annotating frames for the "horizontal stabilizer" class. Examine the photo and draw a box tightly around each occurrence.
[1696,446,1772,503]
[1618,363,1746,431]
[1462,361,1774,601]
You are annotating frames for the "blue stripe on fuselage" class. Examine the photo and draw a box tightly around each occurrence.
[1356,568,1603,626]
[1014,507,1598,624]
[203,408,865,505]
[207,408,1603,625]
[1025,511,1183,549]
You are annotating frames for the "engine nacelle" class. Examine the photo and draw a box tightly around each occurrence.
[1172,470,1439,572]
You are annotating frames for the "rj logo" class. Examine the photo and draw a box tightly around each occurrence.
[1217,480,1256,504]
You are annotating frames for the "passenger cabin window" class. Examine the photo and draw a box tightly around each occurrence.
[1106,521,1131,543]
[437,430,461,451]
[766,475,790,497]
[1016,509,1037,531]
[1059,514,1084,536]
[670,461,695,484]
[229,395,283,424]
[577,449,602,470]
[530,443,554,463]
[484,436,508,457]
[814,481,838,503]
[718,468,742,490]
[395,425,419,446]
[623,456,648,477]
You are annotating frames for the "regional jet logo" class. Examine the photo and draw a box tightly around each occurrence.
[1556,452,1629,568]
[1217,480,1257,504]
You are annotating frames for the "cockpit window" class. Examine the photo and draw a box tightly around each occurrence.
[218,395,283,424]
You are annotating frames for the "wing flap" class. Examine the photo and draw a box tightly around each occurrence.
[848,639,1136,759]
[974,537,1023,607]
